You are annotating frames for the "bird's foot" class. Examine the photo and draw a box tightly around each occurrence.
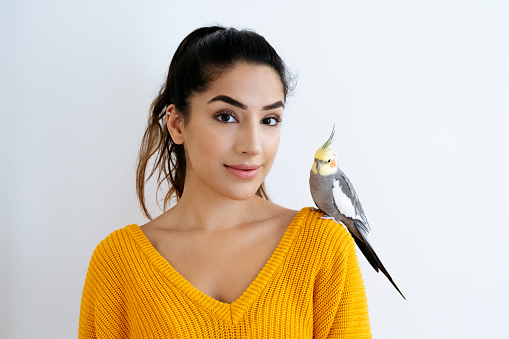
[319,214,339,223]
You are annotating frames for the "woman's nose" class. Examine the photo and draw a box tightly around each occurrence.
[236,121,262,155]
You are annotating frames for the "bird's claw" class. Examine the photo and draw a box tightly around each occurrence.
[312,208,341,224]
[319,214,339,223]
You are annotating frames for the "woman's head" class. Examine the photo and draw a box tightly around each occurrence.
[164,26,290,118]
[137,26,292,218]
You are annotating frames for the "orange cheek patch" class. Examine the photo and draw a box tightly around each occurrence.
[331,159,337,168]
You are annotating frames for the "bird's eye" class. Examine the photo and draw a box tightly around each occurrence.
[327,159,331,163]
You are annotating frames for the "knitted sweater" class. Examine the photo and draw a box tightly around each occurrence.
[79,207,371,338]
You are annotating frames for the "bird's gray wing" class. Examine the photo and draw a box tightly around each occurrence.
[332,171,371,233]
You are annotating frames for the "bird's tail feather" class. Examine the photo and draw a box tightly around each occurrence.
[353,220,406,300]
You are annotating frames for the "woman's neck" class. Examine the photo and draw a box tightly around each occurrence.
[151,178,281,231]
[177,195,268,229]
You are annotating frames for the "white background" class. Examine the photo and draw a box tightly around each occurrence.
[2,0,508,338]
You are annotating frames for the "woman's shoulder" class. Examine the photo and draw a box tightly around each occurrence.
[294,207,355,250]
[89,224,140,260]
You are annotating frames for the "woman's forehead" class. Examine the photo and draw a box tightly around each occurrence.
[200,64,284,104]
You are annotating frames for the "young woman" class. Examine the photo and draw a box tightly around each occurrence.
[79,26,371,338]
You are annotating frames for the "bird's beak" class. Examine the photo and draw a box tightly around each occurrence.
[315,159,323,171]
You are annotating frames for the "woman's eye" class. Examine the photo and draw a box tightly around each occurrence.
[215,113,237,123]
[261,117,281,126]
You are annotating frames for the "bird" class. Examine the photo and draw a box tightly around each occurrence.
[309,126,405,299]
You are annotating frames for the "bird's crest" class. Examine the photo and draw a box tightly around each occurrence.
[315,125,336,161]
[321,125,335,151]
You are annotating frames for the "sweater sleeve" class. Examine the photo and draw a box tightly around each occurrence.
[78,231,129,339]
[313,223,372,339]
[78,248,99,339]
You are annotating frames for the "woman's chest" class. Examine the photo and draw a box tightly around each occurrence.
[151,223,287,304]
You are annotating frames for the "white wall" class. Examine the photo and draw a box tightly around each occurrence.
[2,0,508,337]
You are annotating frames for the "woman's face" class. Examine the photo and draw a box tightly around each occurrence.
[172,62,285,201]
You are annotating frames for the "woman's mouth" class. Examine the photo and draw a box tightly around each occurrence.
[224,164,260,179]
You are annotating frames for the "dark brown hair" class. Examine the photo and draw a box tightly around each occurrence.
[136,26,292,219]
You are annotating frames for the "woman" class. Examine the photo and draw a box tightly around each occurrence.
[79,26,371,338]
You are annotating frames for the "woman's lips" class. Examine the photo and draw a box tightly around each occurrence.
[224,164,260,179]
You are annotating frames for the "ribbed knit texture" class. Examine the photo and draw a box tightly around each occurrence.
[79,207,371,338]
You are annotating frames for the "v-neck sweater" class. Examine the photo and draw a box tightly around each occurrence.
[79,207,371,338]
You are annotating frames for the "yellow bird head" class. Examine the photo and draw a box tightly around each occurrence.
[312,126,338,176]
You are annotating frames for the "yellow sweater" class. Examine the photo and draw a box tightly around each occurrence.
[79,208,371,338]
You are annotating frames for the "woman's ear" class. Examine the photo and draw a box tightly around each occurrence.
[166,104,185,145]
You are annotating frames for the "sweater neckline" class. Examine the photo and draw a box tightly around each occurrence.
[126,207,308,324]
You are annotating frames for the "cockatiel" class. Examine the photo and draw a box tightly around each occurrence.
[309,127,405,299]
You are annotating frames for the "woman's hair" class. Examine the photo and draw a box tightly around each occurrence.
[136,26,292,219]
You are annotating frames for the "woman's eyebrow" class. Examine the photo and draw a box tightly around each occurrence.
[262,101,284,110]
[208,95,284,110]
[208,95,246,109]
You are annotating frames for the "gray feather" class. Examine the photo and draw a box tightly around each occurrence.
[334,168,370,233]
[309,168,406,299]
